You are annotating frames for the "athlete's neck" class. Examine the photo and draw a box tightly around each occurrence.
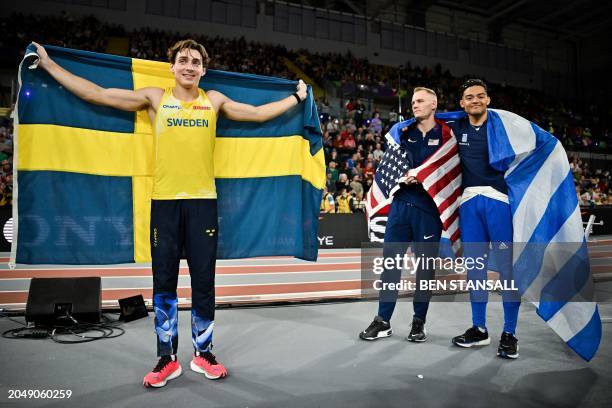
[468,111,487,126]
[172,85,200,102]
[416,115,436,135]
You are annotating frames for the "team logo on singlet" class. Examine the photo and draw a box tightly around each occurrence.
[192,105,211,110]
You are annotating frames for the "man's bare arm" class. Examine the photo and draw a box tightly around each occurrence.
[32,42,157,112]
[208,80,308,123]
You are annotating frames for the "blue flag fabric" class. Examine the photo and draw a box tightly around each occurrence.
[11,44,325,264]
[485,109,601,361]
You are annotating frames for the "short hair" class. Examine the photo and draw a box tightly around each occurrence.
[460,79,488,96]
[167,39,210,67]
[413,87,437,99]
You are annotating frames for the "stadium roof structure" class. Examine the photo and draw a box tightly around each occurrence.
[280,0,611,41]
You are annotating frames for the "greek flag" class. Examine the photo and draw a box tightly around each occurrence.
[487,109,601,361]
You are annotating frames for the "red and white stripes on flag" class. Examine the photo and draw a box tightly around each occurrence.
[366,119,462,253]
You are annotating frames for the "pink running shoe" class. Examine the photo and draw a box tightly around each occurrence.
[143,355,182,388]
[190,351,228,380]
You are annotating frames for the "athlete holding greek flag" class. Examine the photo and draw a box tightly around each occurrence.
[448,79,522,359]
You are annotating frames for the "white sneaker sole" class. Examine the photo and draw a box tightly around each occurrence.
[190,360,223,379]
[360,328,393,341]
[498,344,520,359]
[453,337,491,348]
[147,365,183,388]
[406,328,428,342]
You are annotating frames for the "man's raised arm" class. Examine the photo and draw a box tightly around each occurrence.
[32,42,155,112]
[209,79,308,123]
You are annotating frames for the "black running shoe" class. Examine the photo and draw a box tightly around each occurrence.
[359,316,392,341]
[497,332,519,359]
[406,317,427,342]
[452,326,491,348]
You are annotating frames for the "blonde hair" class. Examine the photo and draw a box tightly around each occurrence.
[413,87,437,100]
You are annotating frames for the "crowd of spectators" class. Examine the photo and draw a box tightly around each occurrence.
[0,119,14,207]
[319,101,399,213]
[571,157,612,207]
[0,11,124,53]
[296,51,610,154]
[6,12,607,154]
[319,104,612,213]
[0,12,610,209]
[129,28,295,79]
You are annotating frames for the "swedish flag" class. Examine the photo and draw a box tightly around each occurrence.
[11,45,325,265]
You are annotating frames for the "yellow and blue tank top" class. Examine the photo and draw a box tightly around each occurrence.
[152,87,217,199]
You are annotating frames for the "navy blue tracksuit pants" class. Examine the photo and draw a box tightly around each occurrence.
[377,197,442,322]
[151,199,218,356]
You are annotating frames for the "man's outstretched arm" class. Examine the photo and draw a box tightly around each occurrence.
[209,79,308,123]
[32,42,156,112]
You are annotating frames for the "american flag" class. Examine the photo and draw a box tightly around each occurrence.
[366,119,462,253]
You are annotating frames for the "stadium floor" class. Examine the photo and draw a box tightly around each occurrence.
[0,239,610,407]
[0,286,611,408]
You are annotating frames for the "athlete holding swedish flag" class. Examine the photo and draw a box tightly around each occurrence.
[32,39,307,387]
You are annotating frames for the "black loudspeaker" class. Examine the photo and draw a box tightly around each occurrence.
[26,277,102,325]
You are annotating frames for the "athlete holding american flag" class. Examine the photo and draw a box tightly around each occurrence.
[360,87,459,343]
